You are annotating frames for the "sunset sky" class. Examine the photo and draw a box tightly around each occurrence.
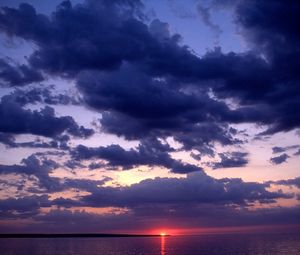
[0,0,299,234]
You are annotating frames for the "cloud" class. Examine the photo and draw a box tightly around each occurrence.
[0,0,299,155]
[0,171,296,232]
[77,64,251,156]
[0,0,299,233]
[0,195,50,218]
[1,135,70,150]
[272,145,300,154]
[0,132,15,146]
[273,177,300,189]
[0,155,61,192]
[294,149,300,156]
[7,86,81,106]
[0,2,251,159]
[211,151,248,169]
[225,0,300,134]
[0,171,292,220]
[0,0,299,139]
[270,145,300,163]
[272,147,288,154]
[0,154,295,230]
[0,0,187,76]
[79,172,290,208]
[0,58,43,86]
[270,153,289,165]
[71,137,202,174]
[0,94,93,138]
[0,154,111,194]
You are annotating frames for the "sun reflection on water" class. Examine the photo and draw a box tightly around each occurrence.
[160,235,166,255]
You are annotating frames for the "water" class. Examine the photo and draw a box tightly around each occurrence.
[0,233,299,255]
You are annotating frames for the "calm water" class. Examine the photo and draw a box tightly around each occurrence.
[0,233,299,255]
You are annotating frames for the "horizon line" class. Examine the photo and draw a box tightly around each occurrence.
[0,233,171,238]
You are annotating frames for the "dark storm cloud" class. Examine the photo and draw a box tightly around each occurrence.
[0,136,56,149]
[0,0,299,140]
[273,177,300,189]
[80,172,289,208]
[0,154,58,176]
[235,0,300,59]
[272,146,287,154]
[0,1,249,158]
[0,132,15,146]
[211,151,248,169]
[0,1,298,178]
[0,154,111,194]
[0,134,70,150]
[0,171,292,221]
[0,0,190,76]
[270,153,289,165]
[0,0,298,177]
[77,65,200,121]
[0,155,288,217]
[64,159,84,170]
[272,145,300,154]
[71,137,201,174]
[77,52,267,127]
[211,0,300,133]
[0,150,295,226]
[0,88,85,148]
[172,0,300,135]
[270,145,300,164]
[8,86,80,106]
[98,100,244,150]
[0,58,43,86]
[0,195,50,218]
[78,64,258,156]
[74,0,300,144]
[215,0,300,134]
[0,94,93,138]
[190,152,201,161]
[0,155,61,192]
[88,162,104,170]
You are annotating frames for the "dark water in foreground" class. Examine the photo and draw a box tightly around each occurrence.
[0,233,299,255]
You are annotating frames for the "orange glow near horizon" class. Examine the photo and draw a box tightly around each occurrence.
[145,224,300,237]
[153,224,300,236]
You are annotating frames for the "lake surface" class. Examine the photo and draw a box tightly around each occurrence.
[0,232,299,255]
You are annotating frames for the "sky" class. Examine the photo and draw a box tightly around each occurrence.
[0,0,299,235]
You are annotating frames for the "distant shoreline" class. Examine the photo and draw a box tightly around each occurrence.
[0,233,169,238]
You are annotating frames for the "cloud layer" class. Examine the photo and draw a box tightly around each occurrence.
[0,0,299,232]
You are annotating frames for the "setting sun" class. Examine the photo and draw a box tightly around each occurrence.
[160,232,166,236]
